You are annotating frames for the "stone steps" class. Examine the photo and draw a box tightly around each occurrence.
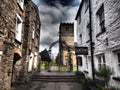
[31,75,79,82]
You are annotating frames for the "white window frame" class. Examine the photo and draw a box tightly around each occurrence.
[32,27,35,39]
[117,53,120,69]
[85,0,89,13]
[16,14,22,42]
[96,4,105,35]
[17,0,24,10]
[98,54,106,69]
[86,23,90,42]
[79,15,81,24]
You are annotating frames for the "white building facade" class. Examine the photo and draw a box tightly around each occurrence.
[75,0,120,88]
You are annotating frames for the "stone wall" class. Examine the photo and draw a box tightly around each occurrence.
[21,0,41,82]
[0,0,41,89]
[0,0,24,89]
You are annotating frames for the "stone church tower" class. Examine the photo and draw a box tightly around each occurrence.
[59,23,76,68]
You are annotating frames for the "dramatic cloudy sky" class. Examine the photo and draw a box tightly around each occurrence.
[32,0,81,56]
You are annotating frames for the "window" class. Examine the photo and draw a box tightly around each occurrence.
[86,23,90,42]
[0,51,3,59]
[96,4,105,36]
[16,14,22,42]
[17,0,24,10]
[117,53,120,68]
[98,54,106,69]
[86,58,88,69]
[79,15,81,24]
[79,34,82,44]
[32,27,35,39]
[85,0,89,13]
[77,57,82,66]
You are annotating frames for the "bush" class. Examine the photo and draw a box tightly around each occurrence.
[81,77,93,84]
[94,65,114,88]
[75,71,85,76]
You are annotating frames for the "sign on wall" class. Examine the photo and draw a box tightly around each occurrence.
[75,47,88,55]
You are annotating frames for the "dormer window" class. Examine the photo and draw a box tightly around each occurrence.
[17,0,24,10]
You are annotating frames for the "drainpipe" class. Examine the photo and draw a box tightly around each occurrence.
[88,0,95,80]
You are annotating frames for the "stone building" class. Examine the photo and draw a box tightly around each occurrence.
[21,0,41,82]
[75,0,120,88]
[59,23,76,68]
[0,0,41,90]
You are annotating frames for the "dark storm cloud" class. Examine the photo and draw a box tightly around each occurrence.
[41,0,75,6]
[34,0,80,7]
[32,0,80,52]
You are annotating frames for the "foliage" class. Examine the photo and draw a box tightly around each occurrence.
[59,65,70,71]
[55,53,59,65]
[94,65,114,82]
[94,65,114,88]
[40,49,51,63]
[96,84,120,90]
[75,71,85,76]
[110,87,120,90]
[40,61,49,70]
[81,77,93,84]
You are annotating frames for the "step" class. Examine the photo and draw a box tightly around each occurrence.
[32,79,78,82]
[31,75,79,82]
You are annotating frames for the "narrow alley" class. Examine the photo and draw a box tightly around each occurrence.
[11,71,82,90]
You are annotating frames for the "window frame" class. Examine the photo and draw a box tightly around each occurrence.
[17,0,24,10]
[79,15,81,24]
[117,53,120,68]
[77,57,82,66]
[15,13,23,43]
[96,4,106,37]
[86,23,90,42]
[79,34,82,44]
[98,54,106,69]
[85,0,89,13]
[0,51,3,61]
[32,27,35,39]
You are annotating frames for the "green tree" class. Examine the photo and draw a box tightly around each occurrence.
[55,53,59,65]
[40,49,51,63]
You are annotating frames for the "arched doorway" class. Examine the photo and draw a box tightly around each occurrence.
[11,48,22,86]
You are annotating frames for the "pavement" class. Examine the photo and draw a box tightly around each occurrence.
[11,71,83,90]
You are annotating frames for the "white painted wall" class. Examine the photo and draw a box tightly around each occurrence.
[76,0,120,88]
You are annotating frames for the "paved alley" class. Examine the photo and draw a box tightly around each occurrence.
[11,71,82,90]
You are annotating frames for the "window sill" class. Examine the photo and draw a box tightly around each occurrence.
[112,77,120,81]
[86,40,90,43]
[17,3,24,12]
[96,27,106,37]
[15,39,22,45]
